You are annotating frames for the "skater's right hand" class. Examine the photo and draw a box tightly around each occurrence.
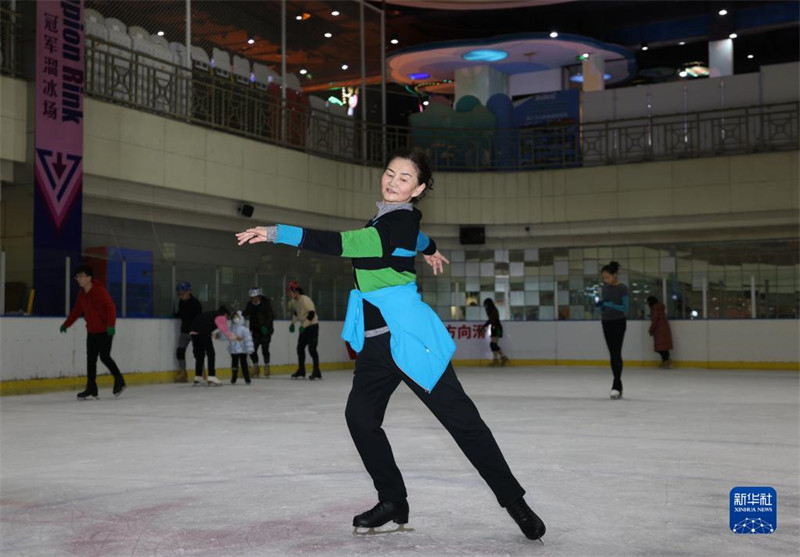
[423,250,450,276]
[59,325,67,334]
[289,323,295,333]
[236,226,275,245]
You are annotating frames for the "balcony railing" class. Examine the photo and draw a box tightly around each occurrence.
[80,35,800,172]
[0,4,21,77]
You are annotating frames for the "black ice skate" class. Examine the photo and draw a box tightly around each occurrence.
[291,369,306,379]
[352,499,413,535]
[308,370,322,381]
[77,387,98,400]
[506,497,546,542]
[113,378,126,397]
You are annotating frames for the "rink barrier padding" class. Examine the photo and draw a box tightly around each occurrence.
[0,362,354,396]
[2,359,797,396]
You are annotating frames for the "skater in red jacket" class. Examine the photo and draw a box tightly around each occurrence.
[60,265,126,400]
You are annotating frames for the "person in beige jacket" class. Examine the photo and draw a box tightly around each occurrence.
[288,280,321,379]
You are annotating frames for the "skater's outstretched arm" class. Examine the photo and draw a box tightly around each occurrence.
[416,231,449,276]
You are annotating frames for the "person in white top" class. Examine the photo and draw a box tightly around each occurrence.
[287,280,321,380]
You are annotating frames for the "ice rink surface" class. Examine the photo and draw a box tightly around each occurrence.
[1,365,798,557]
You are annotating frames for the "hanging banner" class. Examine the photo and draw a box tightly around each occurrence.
[34,0,84,315]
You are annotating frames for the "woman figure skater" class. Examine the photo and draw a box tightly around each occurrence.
[597,261,628,399]
[236,148,545,541]
[480,298,509,366]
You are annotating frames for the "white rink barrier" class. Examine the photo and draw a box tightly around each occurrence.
[1,317,798,382]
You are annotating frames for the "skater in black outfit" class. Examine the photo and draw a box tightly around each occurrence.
[235,148,545,541]
[173,281,202,383]
[480,298,509,366]
[597,261,628,399]
[243,287,274,378]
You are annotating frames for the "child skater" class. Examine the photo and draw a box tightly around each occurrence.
[228,310,255,384]
[647,296,673,368]
[235,148,546,542]
[189,305,240,386]
[480,298,509,366]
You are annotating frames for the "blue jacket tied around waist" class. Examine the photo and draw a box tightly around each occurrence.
[342,282,456,392]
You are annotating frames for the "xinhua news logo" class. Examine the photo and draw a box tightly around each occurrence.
[730,487,777,534]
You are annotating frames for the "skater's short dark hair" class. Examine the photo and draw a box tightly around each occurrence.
[601,261,620,275]
[74,264,93,277]
[647,296,658,306]
[386,147,434,203]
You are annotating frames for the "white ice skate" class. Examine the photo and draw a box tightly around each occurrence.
[609,389,622,400]
[206,376,223,386]
[193,376,206,386]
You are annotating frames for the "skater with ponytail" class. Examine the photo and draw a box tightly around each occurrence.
[597,261,628,399]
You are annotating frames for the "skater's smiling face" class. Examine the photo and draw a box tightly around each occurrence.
[381,157,426,204]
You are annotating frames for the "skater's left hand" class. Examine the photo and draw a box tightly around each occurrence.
[423,250,450,276]
[236,226,271,245]
[106,326,115,336]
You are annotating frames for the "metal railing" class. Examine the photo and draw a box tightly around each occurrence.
[0,4,21,77]
[83,35,800,172]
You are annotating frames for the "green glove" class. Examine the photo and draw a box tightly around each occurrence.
[106,326,115,336]
[261,325,268,334]
[59,325,67,334]
[289,323,295,333]
[299,326,305,334]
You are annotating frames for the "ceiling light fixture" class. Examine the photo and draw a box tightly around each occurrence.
[299,69,307,75]
[549,31,558,38]
[331,10,340,16]
[719,9,728,16]
[341,64,349,70]
[679,41,686,46]
[729,32,737,39]
[157,30,165,37]
[462,49,508,62]
[390,38,399,45]
[747,54,754,59]
[247,38,255,45]
[324,32,332,38]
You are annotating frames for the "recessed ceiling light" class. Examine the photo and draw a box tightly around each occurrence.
[247,38,255,45]
[324,32,332,38]
[679,70,688,77]
[422,100,430,106]
[331,10,340,16]
[299,69,307,75]
[157,30,165,37]
[679,41,686,46]
[747,54,754,59]
[341,64,349,70]
[729,33,737,39]
[390,38,399,45]
[549,31,558,38]
[641,45,649,51]
[719,9,728,16]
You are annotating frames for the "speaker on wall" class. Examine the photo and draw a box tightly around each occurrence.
[459,226,485,245]
[238,203,254,218]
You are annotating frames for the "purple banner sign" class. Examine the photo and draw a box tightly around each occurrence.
[34,0,84,315]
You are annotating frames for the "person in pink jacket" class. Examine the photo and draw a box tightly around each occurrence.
[189,306,241,386]
[60,264,126,400]
[647,296,674,368]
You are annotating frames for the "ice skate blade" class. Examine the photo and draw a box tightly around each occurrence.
[353,524,414,536]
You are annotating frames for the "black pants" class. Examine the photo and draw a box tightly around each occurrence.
[191,333,216,377]
[86,332,124,389]
[297,324,320,372]
[231,353,251,383]
[345,332,525,508]
[250,330,272,365]
[602,319,627,392]
[658,350,671,362]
